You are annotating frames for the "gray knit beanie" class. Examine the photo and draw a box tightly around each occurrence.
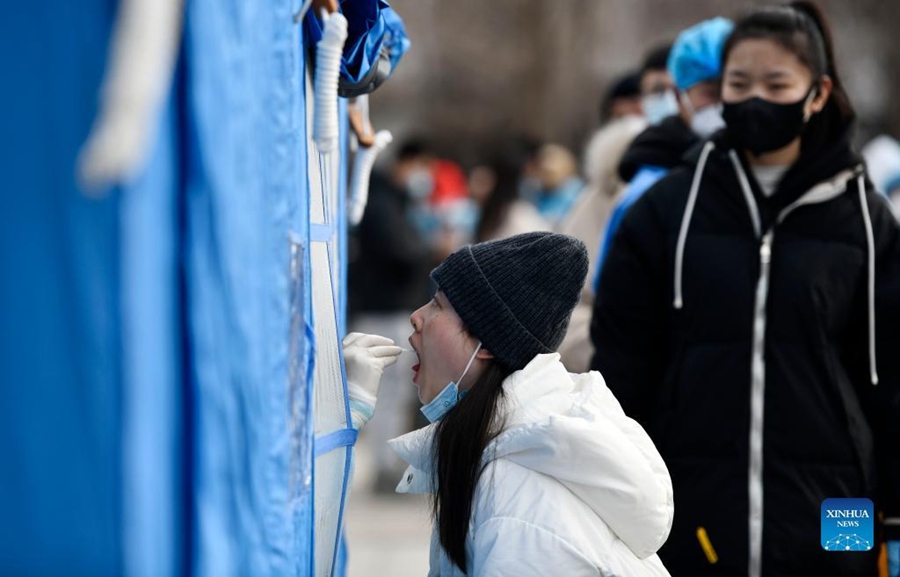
[430,232,588,371]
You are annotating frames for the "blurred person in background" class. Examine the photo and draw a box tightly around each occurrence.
[400,139,477,264]
[513,135,544,204]
[591,3,900,575]
[532,143,585,228]
[556,75,647,371]
[348,140,434,493]
[862,134,900,213]
[470,143,549,242]
[639,43,678,125]
[390,232,673,576]
[601,70,644,124]
[670,17,734,140]
[430,157,479,261]
[592,17,733,283]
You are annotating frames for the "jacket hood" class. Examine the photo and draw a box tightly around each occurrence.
[618,115,699,182]
[685,128,863,223]
[670,130,878,384]
[389,354,674,560]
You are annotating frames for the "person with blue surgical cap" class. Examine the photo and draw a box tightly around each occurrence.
[591,17,734,288]
[668,16,734,138]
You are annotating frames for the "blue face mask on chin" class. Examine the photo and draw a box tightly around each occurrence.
[420,342,482,423]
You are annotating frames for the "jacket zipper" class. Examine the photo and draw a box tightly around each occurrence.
[748,230,772,577]
[727,150,767,577]
[730,157,858,577]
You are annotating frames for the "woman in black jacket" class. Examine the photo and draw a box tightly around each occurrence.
[590,3,900,576]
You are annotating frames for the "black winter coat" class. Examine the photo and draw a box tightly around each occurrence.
[591,131,900,577]
[618,115,699,182]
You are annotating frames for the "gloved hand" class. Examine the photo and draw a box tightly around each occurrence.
[343,332,403,429]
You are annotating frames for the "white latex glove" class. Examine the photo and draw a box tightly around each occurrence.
[343,332,402,429]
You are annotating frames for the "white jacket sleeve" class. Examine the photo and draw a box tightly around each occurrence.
[471,517,600,577]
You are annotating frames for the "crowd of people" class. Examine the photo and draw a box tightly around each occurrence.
[344,2,900,576]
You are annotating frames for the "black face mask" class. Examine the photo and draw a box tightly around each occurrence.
[723,89,816,156]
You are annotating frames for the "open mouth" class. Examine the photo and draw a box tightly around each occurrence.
[409,339,420,383]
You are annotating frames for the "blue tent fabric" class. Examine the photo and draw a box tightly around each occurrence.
[120,91,183,577]
[0,2,123,574]
[182,0,302,574]
[0,0,406,574]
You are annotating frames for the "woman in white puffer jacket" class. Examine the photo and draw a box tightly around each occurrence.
[388,232,672,576]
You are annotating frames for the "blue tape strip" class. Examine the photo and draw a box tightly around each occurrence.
[331,445,353,576]
[314,428,358,457]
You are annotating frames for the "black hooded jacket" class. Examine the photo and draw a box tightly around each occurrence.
[591,129,900,576]
[618,116,699,182]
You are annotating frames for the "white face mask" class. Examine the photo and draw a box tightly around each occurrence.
[642,90,679,125]
[690,103,725,138]
[419,342,481,423]
[679,92,724,138]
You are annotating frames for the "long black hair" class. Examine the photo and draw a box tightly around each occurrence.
[721,1,856,153]
[431,361,513,572]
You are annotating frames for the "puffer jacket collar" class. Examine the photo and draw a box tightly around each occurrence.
[389,353,674,560]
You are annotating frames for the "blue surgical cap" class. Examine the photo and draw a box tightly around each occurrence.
[667,17,734,91]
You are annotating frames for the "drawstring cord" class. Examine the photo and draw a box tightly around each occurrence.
[858,176,879,385]
[674,141,715,309]
[728,151,763,238]
[674,147,876,387]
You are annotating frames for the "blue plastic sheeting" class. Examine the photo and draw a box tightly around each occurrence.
[290,45,316,577]
[0,2,124,575]
[305,0,410,83]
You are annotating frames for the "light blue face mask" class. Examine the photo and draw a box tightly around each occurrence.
[642,89,679,125]
[420,342,482,423]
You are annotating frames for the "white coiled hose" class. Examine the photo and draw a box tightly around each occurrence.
[314,10,347,153]
[348,130,393,225]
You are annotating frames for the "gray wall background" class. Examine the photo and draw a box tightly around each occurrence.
[370,0,900,167]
